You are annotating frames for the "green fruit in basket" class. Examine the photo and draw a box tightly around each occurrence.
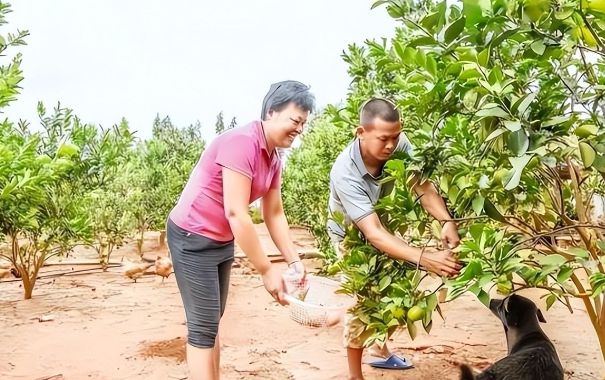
[296,289,308,301]
[407,305,425,322]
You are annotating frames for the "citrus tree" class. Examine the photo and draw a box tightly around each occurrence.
[129,116,205,254]
[35,105,137,270]
[75,118,136,268]
[0,3,86,299]
[282,112,353,259]
[330,0,605,361]
[0,105,90,299]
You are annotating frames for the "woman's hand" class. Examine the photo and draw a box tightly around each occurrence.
[288,260,306,281]
[261,265,289,305]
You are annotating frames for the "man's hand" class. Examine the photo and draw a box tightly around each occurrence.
[419,248,461,277]
[441,221,460,249]
[261,266,288,305]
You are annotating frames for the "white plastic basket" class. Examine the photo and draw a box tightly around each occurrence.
[284,274,356,328]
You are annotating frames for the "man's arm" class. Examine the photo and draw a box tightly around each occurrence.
[412,176,461,249]
[331,176,460,277]
[356,213,460,277]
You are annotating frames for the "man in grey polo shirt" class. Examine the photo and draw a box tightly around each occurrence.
[328,98,461,380]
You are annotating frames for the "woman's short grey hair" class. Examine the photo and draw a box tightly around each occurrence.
[260,80,315,120]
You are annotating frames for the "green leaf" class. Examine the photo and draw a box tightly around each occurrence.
[542,115,571,128]
[504,154,532,190]
[477,48,490,67]
[426,56,438,77]
[408,36,435,48]
[447,62,463,76]
[472,195,485,215]
[575,124,598,138]
[593,155,605,172]
[566,247,590,259]
[463,0,491,26]
[56,143,80,158]
[476,289,490,307]
[590,273,605,297]
[379,275,392,291]
[423,318,433,334]
[415,49,426,68]
[358,312,371,324]
[476,106,509,118]
[426,293,438,312]
[386,4,404,18]
[421,11,441,31]
[393,41,406,62]
[484,199,505,222]
[444,17,466,44]
[406,318,418,340]
[459,66,482,80]
[402,47,417,65]
[469,224,484,242]
[417,221,426,236]
[545,294,557,310]
[488,66,503,84]
[514,93,537,117]
[579,142,596,167]
[557,266,574,283]
[555,7,575,20]
[503,120,521,132]
[370,0,390,10]
[491,28,519,46]
[485,127,506,141]
[537,254,567,266]
[530,40,546,55]
[507,129,530,156]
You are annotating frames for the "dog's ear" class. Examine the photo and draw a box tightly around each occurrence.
[537,309,547,323]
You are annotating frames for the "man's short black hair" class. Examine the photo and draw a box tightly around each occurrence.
[360,98,399,127]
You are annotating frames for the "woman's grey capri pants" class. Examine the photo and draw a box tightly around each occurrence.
[166,218,234,348]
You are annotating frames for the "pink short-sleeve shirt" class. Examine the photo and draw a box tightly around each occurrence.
[169,121,281,241]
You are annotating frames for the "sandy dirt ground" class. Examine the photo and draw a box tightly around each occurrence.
[0,224,603,380]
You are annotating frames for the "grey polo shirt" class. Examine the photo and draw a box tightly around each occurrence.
[327,135,414,240]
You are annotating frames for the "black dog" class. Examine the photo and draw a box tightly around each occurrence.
[460,294,564,380]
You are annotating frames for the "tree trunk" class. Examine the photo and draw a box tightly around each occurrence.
[159,230,167,249]
[136,228,145,257]
[100,243,109,271]
[23,276,34,300]
[588,298,605,364]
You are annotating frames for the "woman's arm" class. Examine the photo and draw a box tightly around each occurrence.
[223,167,288,304]
[262,188,300,265]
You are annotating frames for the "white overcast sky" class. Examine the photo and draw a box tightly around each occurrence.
[3,1,397,142]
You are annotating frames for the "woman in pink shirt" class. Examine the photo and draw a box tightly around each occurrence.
[167,80,314,380]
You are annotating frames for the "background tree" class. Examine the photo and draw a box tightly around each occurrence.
[130,116,206,254]
[229,116,237,129]
[0,103,92,299]
[215,111,225,135]
[282,112,353,258]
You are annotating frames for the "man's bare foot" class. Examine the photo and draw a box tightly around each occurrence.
[367,343,391,359]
